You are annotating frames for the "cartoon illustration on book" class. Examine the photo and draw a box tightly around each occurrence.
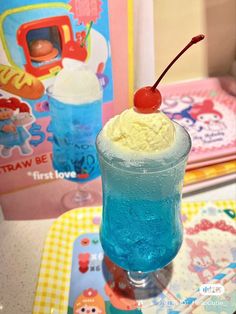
[171,106,196,131]
[162,95,235,148]
[162,95,194,118]
[0,97,34,157]
[186,238,219,283]
[189,99,226,132]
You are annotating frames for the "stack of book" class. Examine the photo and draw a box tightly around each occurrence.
[160,77,236,194]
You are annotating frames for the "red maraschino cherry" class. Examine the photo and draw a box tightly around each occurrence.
[134,34,205,114]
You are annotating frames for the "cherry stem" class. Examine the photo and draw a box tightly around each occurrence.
[151,34,205,91]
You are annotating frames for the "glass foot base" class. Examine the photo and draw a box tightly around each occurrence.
[104,257,173,310]
[129,272,162,308]
[61,189,101,211]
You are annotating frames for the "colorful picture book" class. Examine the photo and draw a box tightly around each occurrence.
[33,201,236,313]
[160,77,236,168]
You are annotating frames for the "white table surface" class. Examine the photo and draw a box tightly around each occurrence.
[0,182,235,314]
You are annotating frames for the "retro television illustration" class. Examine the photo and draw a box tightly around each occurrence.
[0,1,110,80]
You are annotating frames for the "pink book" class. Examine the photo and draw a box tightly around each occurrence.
[159,77,236,166]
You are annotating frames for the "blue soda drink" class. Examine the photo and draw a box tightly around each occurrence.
[96,122,191,272]
[48,94,102,183]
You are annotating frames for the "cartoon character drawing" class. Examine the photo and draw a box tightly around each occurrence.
[172,106,196,131]
[189,99,226,132]
[162,95,195,119]
[104,257,139,311]
[73,288,106,314]
[0,97,34,157]
[186,239,219,283]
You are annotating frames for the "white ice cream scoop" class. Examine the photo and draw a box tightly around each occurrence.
[52,58,102,104]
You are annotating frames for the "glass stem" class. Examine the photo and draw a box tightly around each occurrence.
[74,183,91,203]
[127,271,151,287]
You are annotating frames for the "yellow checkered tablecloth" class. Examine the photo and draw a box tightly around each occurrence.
[33,207,101,314]
[181,200,236,222]
[33,201,236,314]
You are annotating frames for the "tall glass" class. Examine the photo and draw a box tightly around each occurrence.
[47,87,102,210]
[96,122,191,303]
